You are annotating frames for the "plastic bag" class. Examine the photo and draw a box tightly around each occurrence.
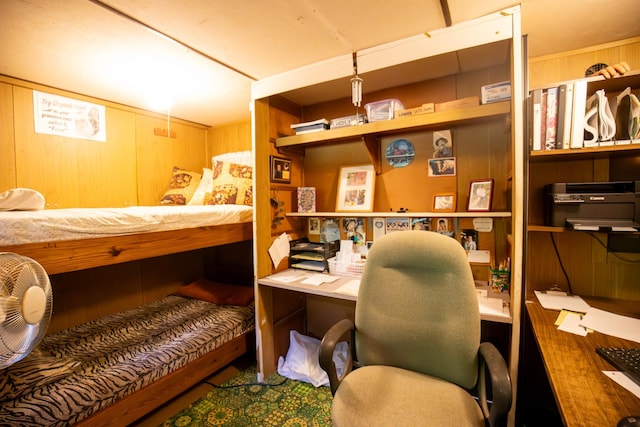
[277,330,348,387]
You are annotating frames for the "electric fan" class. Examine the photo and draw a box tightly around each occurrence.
[0,252,52,368]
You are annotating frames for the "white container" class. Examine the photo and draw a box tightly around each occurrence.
[364,99,405,122]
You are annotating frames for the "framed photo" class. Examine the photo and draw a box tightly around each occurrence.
[270,155,291,183]
[432,192,456,212]
[467,179,494,212]
[335,164,375,212]
[428,157,456,176]
[433,218,455,237]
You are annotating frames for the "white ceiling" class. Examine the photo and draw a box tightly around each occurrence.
[1,0,639,126]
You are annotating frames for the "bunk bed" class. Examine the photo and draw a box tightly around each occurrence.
[0,204,254,274]
[0,204,256,425]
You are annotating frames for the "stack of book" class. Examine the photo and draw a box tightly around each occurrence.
[530,80,587,151]
[290,118,329,135]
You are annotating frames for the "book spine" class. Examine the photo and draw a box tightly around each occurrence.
[531,89,543,151]
[541,90,548,149]
[544,87,559,150]
[570,80,587,149]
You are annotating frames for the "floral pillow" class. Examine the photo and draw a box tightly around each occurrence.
[187,168,213,205]
[159,166,202,205]
[205,160,253,206]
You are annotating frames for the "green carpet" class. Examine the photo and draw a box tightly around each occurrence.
[161,366,333,426]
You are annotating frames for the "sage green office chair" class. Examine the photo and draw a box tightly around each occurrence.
[319,230,512,427]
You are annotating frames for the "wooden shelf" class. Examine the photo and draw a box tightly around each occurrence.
[287,211,512,218]
[530,142,640,161]
[277,101,509,148]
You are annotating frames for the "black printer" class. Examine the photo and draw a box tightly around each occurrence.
[544,181,640,231]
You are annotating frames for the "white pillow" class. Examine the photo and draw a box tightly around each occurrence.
[188,167,214,205]
[212,150,253,167]
[0,188,45,211]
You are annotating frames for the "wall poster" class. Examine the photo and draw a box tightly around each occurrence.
[33,90,106,142]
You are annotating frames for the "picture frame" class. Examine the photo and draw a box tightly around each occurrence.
[467,179,494,212]
[335,164,375,212]
[432,192,456,212]
[428,157,456,176]
[270,155,291,183]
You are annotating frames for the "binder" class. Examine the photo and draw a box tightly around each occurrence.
[556,83,574,149]
[570,80,587,149]
[531,89,543,151]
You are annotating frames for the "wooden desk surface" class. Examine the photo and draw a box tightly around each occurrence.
[525,298,640,427]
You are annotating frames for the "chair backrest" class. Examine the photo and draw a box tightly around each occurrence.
[355,230,481,389]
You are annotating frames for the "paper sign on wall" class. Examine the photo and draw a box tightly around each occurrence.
[33,90,106,142]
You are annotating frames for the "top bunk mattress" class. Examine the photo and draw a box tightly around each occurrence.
[0,205,253,246]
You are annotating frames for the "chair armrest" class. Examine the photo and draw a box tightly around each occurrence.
[478,341,512,427]
[319,318,355,395]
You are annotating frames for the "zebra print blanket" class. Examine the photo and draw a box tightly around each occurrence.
[0,295,254,426]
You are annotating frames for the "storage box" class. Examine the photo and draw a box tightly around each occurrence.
[327,257,366,277]
[435,96,479,112]
[395,103,435,118]
[364,99,405,121]
[330,114,367,129]
[481,81,511,104]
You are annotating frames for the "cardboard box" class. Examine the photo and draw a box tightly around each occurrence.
[330,114,367,129]
[435,96,480,112]
[395,103,435,118]
[481,81,511,104]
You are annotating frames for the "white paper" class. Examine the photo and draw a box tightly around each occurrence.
[557,312,589,336]
[478,297,507,317]
[335,279,360,297]
[603,371,640,398]
[268,232,290,268]
[267,269,307,283]
[300,273,340,286]
[534,290,591,312]
[580,307,640,344]
[467,250,491,263]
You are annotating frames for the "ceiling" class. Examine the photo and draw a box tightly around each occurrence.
[1,0,639,127]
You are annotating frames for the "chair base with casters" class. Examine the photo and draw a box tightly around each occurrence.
[318,231,512,427]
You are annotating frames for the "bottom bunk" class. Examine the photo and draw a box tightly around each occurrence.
[0,293,255,426]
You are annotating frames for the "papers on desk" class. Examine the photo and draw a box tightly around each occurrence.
[534,290,591,312]
[334,279,360,297]
[580,307,640,344]
[300,273,339,286]
[603,371,640,399]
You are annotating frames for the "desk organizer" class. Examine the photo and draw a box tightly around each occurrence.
[327,257,366,277]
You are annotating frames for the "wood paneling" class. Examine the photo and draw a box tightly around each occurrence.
[13,86,138,207]
[529,36,640,89]
[136,115,208,206]
[207,119,251,160]
[0,82,16,191]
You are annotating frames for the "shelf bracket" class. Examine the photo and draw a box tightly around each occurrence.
[362,135,381,174]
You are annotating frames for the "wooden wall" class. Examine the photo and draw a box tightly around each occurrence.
[529,36,640,89]
[0,75,210,208]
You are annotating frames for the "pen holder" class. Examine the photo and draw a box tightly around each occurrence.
[489,268,510,293]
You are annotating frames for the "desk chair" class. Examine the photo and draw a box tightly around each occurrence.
[319,230,512,427]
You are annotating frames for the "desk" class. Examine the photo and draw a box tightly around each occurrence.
[259,269,512,322]
[256,269,513,379]
[525,298,640,427]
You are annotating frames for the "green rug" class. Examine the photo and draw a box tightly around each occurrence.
[161,366,333,426]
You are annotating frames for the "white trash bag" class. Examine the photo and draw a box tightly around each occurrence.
[277,330,348,387]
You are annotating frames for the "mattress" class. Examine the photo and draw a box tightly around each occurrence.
[0,204,253,246]
[0,295,255,426]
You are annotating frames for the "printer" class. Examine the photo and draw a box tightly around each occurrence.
[544,181,640,231]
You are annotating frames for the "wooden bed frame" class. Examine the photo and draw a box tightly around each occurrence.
[0,220,255,425]
[76,332,255,427]
[0,221,253,275]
